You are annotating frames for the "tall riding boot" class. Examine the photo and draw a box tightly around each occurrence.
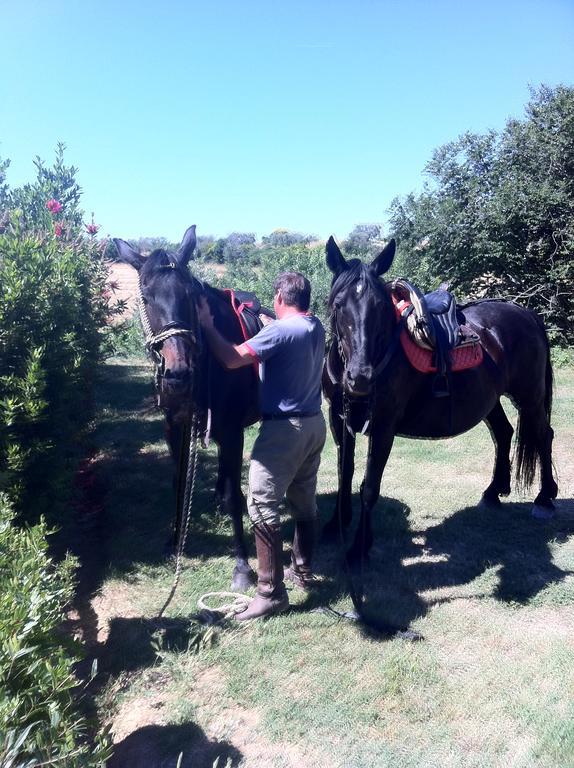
[235,523,289,621]
[285,519,316,590]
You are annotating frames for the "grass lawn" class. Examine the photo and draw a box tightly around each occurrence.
[84,358,574,768]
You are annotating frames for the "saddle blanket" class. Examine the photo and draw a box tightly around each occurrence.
[392,295,483,374]
[399,329,483,373]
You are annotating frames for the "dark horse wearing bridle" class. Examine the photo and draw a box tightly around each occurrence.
[114,226,258,591]
[323,236,558,563]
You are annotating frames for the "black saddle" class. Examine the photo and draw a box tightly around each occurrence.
[225,289,275,340]
[392,279,467,397]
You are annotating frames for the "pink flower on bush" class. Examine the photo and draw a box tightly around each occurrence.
[86,222,100,235]
[54,223,64,237]
[46,198,63,214]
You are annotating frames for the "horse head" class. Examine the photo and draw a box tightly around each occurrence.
[113,226,201,418]
[326,236,396,397]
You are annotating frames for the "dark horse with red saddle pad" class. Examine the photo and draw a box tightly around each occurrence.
[323,236,558,563]
[114,226,264,591]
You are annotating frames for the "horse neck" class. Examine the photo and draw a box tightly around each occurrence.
[203,285,245,344]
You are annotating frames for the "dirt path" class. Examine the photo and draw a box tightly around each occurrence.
[107,262,139,319]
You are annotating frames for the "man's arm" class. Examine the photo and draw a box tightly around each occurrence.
[197,297,258,370]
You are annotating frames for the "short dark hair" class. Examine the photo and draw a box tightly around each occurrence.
[273,272,311,311]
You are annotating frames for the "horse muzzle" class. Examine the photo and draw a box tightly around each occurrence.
[344,368,373,398]
[156,370,193,416]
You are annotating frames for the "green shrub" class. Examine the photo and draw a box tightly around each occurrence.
[0,147,117,763]
[218,242,332,326]
[0,217,116,521]
[0,493,111,766]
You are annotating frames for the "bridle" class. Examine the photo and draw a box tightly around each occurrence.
[329,282,405,431]
[136,261,201,395]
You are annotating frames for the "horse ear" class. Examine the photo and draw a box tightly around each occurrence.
[176,225,197,267]
[326,236,348,276]
[370,239,396,277]
[113,239,145,271]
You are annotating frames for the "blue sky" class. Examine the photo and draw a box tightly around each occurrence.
[1,0,573,243]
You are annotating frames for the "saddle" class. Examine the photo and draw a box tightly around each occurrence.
[223,288,274,341]
[390,279,482,396]
[201,288,271,447]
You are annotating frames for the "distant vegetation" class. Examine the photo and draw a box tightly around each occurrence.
[118,85,574,345]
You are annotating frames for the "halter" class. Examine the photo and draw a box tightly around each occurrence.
[329,282,405,437]
[136,261,200,394]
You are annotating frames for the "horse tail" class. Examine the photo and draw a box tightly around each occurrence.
[515,316,553,490]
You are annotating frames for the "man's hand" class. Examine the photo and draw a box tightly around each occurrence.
[197,296,214,328]
[259,311,274,327]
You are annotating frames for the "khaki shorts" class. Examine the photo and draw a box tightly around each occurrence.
[247,412,327,526]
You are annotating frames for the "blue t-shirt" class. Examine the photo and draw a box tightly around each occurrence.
[246,314,325,416]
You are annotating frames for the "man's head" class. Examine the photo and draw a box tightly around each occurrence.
[273,272,311,315]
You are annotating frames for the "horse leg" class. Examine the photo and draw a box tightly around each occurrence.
[217,432,257,590]
[347,428,395,565]
[532,421,558,519]
[481,400,513,508]
[323,403,356,541]
[511,400,558,519]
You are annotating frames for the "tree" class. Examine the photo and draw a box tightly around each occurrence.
[343,223,385,258]
[388,85,574,343]
[222,232,256,263]
[0,154,9,218]
[261,229,313,247]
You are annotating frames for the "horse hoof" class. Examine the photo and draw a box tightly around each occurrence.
[231,568,257,592]
[532,505,555,520]
[479,493,502,510]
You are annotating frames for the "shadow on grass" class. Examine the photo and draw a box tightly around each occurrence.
[82,360,574,651]
[101,616,214,676]
[109,722,242,768]
[316,492,574,638]
[415,496,574,604]
[81,360,237,585]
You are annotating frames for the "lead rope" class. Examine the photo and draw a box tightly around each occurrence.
[157,413,200,618]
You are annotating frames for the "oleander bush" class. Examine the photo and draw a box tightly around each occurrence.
[0,148,114,765]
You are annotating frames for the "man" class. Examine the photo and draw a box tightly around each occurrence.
[197,272,326,620]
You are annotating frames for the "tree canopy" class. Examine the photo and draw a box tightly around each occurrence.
[389,85,574,343]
